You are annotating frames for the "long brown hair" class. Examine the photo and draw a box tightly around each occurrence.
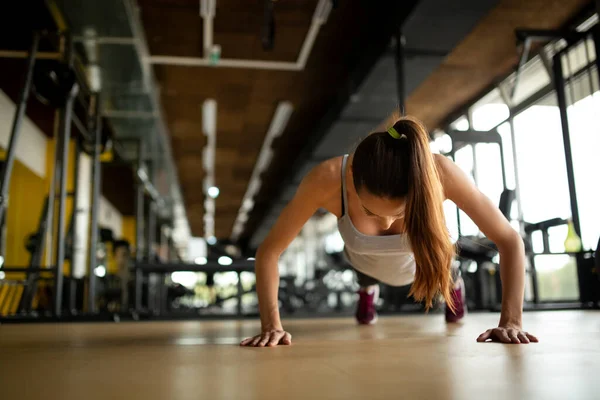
[352,116,455,311]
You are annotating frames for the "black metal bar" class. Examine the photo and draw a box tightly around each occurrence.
[497,135,507,190]
[87,94,102,314]
[134,261,256,273]
[237,272,243,316]
[159,273,167,316]
[448,150,462,237]
[542,231,551,253]
[147,201,156,260]
[68,139,81,314]
[45,112,64,269]
[71,114,93,142]
[147,161,156,261]
[135,140,145,311]
[394,29,406,115]
[552,53,582,238]
[1,267,58,273]
[54,34,79,316]
[18,196,51,313]
[54,84,78,316]
[0,33,40,231]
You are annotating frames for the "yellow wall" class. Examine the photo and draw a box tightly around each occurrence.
[4,159,47,269]
[122,217,136,247]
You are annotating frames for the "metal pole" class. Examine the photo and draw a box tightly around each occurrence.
[45,114,62,268]
[135,140,146,311]
[449,150,462,237]
[552,53,582,237]
[498,140,507,191]
[237,272,243,316]
[53,81,79,317]
[87,94,102,314]
[147,161,156,261]
[69,139,81,314]
[54,34,78,316]
[147,201,156,260]
[471,145,479,187]
[0,33,40,231]
[394,29,406,115]
[508,118,524,229]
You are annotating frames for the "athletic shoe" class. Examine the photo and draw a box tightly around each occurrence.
[445,276,467,323]
[356,285,379,325]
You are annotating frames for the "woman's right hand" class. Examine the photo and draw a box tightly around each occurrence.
[240,329,292,347]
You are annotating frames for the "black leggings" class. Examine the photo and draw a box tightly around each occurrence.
[354,268,382,287]
[354,265,461,288]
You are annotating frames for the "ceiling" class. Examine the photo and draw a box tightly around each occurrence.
[247,0,593,248]
[138,0,419,239]
[2,0,592,254]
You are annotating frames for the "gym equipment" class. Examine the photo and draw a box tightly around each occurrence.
[79,127,112,157]
[32,60,77,108]
[0,33,40,229]
[457,189,515,310]
[133,260,256,317]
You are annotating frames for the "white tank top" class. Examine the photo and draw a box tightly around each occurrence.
[337,155,416,286]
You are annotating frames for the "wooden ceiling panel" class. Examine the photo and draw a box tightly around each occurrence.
[145,6,203,57]
[139,0,418,239]
[405,0,590,130]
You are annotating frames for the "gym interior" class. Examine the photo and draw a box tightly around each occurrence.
[1,1,599,399]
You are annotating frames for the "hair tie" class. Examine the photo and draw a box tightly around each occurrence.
[387,127,406,140]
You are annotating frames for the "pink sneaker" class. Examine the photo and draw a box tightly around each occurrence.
[446,276,467,323]
[356,286,379,325]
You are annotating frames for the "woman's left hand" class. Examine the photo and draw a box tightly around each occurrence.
[477,325,539,344]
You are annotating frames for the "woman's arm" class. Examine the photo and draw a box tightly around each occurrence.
[435,155,538,344]
[241,161,338,347]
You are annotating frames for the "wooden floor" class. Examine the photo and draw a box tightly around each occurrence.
[0,311,599,400]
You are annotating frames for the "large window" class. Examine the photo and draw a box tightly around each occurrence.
[513,96,572,227]
[471,88,510,131]
[512,94,579,301]
[565,64,600,250]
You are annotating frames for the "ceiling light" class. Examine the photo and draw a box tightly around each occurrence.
[247,257,255,261]
[194,256,208,265]
[218,256,233,266]
[268,102,293,139]
[314,0,333,24]
[207,236,217,245]
[202,99,217,136]
[242,198,254,211]
[94,265,106,277]
[207,186,220,199]
[171,271,198,288]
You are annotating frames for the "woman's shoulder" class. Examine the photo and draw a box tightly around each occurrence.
[298,156,344,202]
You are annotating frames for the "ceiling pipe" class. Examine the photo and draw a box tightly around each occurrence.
[150,0,333,71]
[200,0,216,57]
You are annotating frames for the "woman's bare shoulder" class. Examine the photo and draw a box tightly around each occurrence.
[298,156,344,206]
